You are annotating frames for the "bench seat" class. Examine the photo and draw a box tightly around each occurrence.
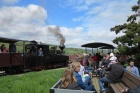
[110,70,140,93]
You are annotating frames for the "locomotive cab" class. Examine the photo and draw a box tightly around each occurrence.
[24,42,69,70]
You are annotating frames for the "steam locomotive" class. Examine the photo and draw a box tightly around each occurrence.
[0,37,69,74]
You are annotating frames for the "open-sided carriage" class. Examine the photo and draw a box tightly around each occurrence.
[0,37,28,74]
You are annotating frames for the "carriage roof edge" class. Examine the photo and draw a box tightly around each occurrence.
[0,37,30,43]
[81,42,115,49]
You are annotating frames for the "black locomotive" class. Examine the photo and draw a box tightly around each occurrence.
[24,41,69,70]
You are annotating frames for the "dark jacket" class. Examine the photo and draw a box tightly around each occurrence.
[60,82,81,90]
[106,62,124,82]
[101,58,110,67]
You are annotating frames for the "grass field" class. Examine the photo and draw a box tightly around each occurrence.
[0,68,65,93]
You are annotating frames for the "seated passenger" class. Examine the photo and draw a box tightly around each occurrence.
[59,67,81,90]
[97,54,110,78]
[1,44,8,53]
[126,59,139,76]
[98,59,124,93]
[78,65,92,86]
[108,53,117,67]
[72,61,97,92]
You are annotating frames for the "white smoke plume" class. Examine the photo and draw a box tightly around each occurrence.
[48,26,65,44]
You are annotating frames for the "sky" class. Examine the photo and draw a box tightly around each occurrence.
[0,0,138,48]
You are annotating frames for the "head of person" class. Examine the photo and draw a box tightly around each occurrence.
[61,67,77,88]
[105,54,110,59]
[71,61,81,72]
[39,48,42,51]
[110,53,114,57]
[129,59,134,67]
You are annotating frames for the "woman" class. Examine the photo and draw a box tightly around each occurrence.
[71,61,97,92]
[102,54,110,67]
[60,67,81,90]
[97,54,110,78]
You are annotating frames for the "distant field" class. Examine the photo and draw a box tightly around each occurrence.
[0,42,90,54]
[0,68,65,93]
[65,48,86,54]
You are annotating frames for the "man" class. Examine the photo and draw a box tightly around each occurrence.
[38,48,43,56]
[98,59,124,93]
[126,59,139,76]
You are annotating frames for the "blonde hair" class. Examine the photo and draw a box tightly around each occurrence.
[71,61,81,70]
[61,67,77,88]
[105,54,110,59]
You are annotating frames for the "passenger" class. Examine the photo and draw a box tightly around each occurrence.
[1,44,8,53]
[98,59,124,93]
[59,67,81,90]
[9,43,16,53]
[126,85,140,93]
[85,54,94,75]
[92,53,99,69]
[78,65,92,86]
[126,59,139,76]
[97,54,110,78]
[101,54,110,67]
[72,61,97,92]
[108,53,117,67]
[38,48,43,56]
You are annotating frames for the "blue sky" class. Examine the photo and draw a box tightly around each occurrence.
[0,0,138,48]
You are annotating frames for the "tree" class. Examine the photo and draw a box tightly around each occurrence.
[110,0,140,54]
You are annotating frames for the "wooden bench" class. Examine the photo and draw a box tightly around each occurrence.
[110,69,140,93]
[50,79,95,93]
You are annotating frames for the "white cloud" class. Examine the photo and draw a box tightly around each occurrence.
[0,4,47,40]
[69,0,137,47]
[72,16,84,22]
[1,0,19,5]
[0,0,138,49]
[0,4,86,48]
[64,0,97,11]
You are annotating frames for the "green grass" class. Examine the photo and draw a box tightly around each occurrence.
[0,68,64,93]
[65,48,91,54]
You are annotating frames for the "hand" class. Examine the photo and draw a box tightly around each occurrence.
[102,65,104,68]
[98,68,101,70]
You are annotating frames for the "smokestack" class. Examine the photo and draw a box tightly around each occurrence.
[59,43,65,50]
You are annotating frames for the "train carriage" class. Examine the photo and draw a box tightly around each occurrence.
[0,37,28,74]
[0,37,69,74]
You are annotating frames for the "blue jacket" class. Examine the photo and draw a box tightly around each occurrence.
[74,71,96,91]
[126,66,139,76]
[74,71,87,89]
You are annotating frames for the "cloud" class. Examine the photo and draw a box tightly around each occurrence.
[72,16,84,22]
[0,4,87,48]
[0,0,138,49]
[70,0,137,47]
[1,0,19,5]
[0,4,47,40]
[63,0,97,11]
